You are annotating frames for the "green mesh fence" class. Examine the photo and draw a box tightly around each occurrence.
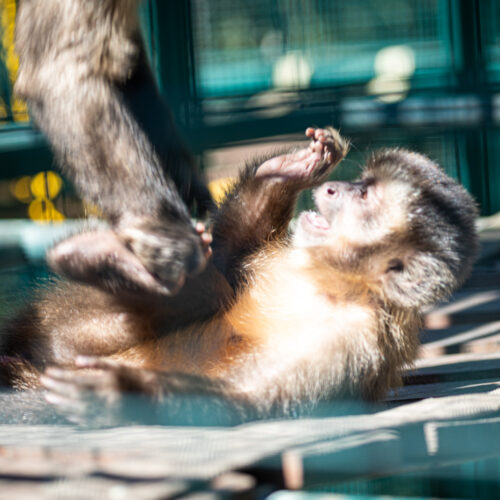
[191,0,451,97]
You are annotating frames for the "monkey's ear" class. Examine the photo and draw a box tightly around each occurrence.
[382,252,457,309]
[47,230,184,296]
[385,258,405,273]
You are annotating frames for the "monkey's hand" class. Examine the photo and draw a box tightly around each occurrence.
[40,357,247,426]
[48,223,212,296]
[40,358,163,426]
[256,127,349,186]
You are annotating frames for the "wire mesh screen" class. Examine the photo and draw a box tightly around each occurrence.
[191,0,451,97]
[0,0,28,124]
[482,0,500,74]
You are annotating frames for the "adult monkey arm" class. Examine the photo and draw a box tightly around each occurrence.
[15,0,212,292]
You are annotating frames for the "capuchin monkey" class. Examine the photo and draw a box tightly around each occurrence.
[14,0,213,294]
[0,127,478,425]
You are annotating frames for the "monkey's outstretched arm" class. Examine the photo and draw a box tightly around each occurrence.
[212,128,349,285]
[15,0,210,293]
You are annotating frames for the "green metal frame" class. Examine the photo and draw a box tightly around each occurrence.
[0,0,498,214]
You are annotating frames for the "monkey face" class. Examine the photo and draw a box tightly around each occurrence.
[293,148,478,308]
[294,176,410,250]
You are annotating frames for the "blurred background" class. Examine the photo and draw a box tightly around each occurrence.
[0,5,497,296]
[0,0,498,219]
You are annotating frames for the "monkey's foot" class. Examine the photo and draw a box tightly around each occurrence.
[257,127,349,184]
[48,219,212,296]
[118,217,214,292]
[306,127,350,165]
[41,357,246,426]
[40,358,159,426]
[48,229,192,296]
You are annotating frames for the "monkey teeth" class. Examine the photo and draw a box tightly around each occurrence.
[306,211,330,230]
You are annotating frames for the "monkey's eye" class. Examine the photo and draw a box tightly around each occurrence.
[386,259,404,273]
[360,178,375,200]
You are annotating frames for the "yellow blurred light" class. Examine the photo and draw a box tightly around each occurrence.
[272,51,313,89]
[0,99,7,119]
[28,199,65,223]
[30,171,63,200]
[0,0,29,122]
[12,98,29,121]
[367,45,416,103]
[83,201,103,217]
[10,175,32,203]
[208,177,236,205]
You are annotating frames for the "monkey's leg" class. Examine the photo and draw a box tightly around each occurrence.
[116,46,214,217]
[212,127,349,284]
[24,83,207,293]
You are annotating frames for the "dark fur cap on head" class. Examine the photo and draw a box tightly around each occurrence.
[363,149,478,308]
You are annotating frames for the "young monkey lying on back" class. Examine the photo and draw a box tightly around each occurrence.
[0,128,478,423]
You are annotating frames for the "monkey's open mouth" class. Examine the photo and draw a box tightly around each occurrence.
[305,211,330,231]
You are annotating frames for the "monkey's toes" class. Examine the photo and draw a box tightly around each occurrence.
[41,365,130,426]
[195,222,214,259]
[306,127,349,165]
[120,220,208,293]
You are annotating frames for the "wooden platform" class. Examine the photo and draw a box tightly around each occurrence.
[1,229,500,499]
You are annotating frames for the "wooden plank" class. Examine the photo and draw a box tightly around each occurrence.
[250,431,402,490]
[404,351,500,385]
[2,393,500,493]
[288,431,402,486]
[0,447,94,479]
[426,415,500,460]
[420,323,487,345]
[0,477,193,500]
[419,321,500,358]
[463,270,500,289]
[462,332,500,354]
[269,493,462,500]
[424,290,500,329]
[412,351,500,372]
[387,379,500,402]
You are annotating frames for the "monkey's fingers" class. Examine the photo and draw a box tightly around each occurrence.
[41,369,98,423]
[305,127,349,168]
[75,355,120,370]
[41,365,127,425]
[42,366,120,399]
[41,369,83,398]
[42,377,87,413]
[44,391,92,427]
[195,221,206,234]
[318,128,349,165]
[75,356,162,398]
[195,222,213,259]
